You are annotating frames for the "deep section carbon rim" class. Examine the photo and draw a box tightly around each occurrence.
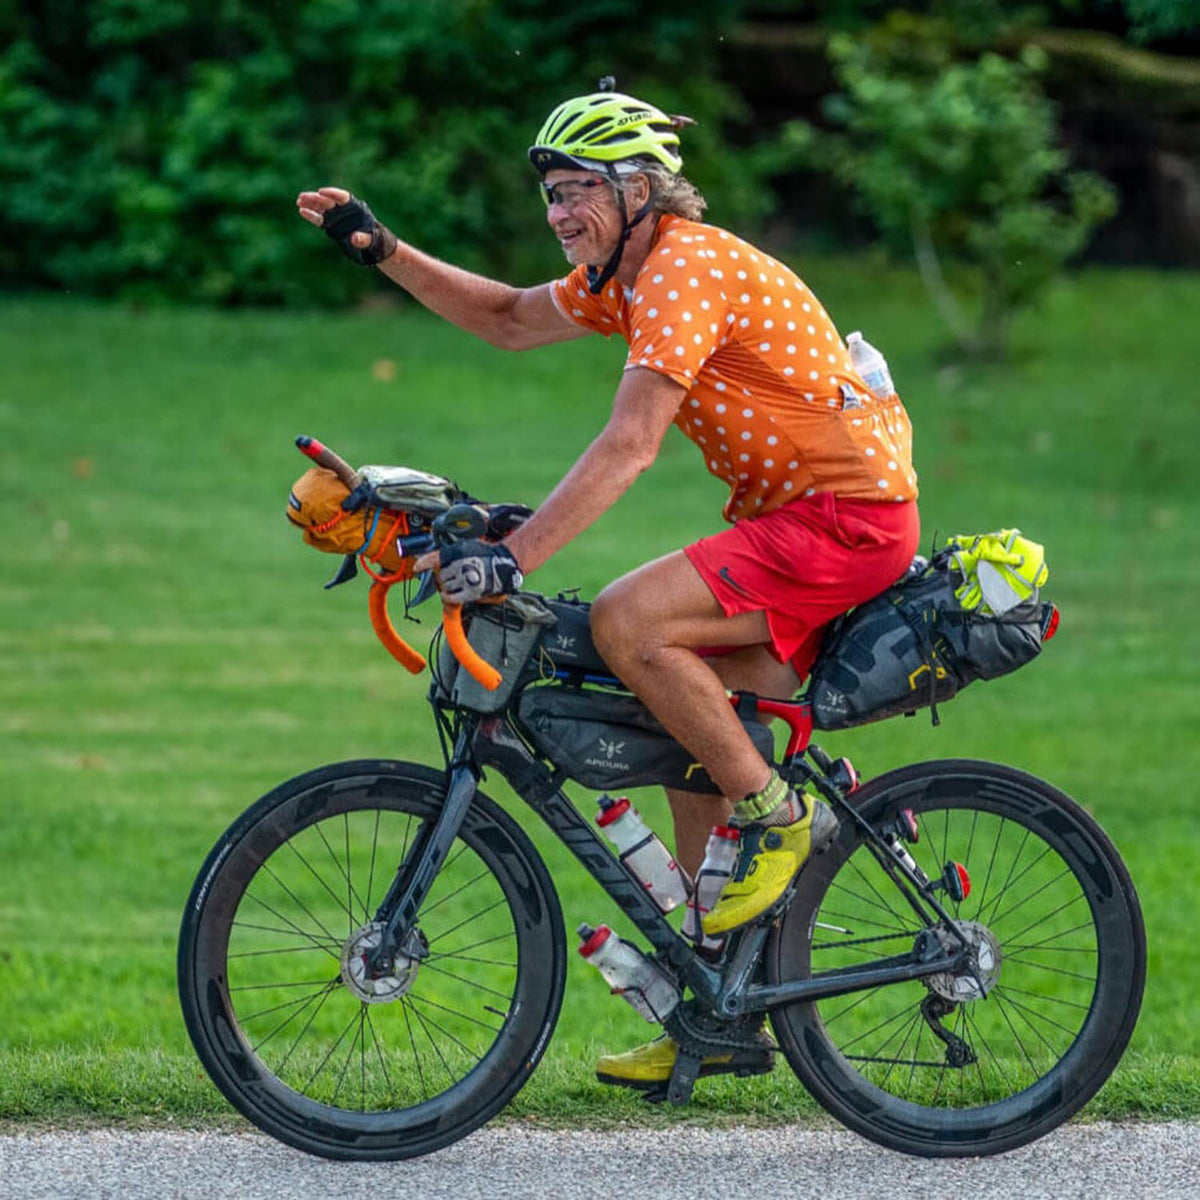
[178,762,564,1160]
[769,760,1144,1157]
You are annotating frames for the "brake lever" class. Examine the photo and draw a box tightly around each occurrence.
[410,570,438,606]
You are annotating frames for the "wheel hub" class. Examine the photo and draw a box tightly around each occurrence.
[340,922,420,1004]
[926,920,1003,1002]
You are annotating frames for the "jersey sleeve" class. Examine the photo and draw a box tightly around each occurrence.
[550,266,616,337]
[625,238,731,387]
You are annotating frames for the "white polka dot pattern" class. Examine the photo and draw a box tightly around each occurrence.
[551,216,918,520]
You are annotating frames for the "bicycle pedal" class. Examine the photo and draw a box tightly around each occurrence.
[665,1050,702,1106]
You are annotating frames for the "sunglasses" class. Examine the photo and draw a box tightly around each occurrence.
[540,178,609,208]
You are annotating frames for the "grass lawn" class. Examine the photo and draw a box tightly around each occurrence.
[2,256,1199,1129]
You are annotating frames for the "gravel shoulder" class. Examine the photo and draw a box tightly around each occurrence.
[2,1121,1198,1200]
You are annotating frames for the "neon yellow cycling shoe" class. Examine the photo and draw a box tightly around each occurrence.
[702,799,839,936]
[595,1032,776,1090]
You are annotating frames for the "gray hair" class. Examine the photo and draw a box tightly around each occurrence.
[614,161,707,221]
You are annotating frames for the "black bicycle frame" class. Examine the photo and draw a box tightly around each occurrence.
[369,708,968,1009]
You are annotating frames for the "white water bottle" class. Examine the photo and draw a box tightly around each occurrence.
[596,796,690,913]
[682,825,741,951]
[577,924,681,1022]
[847,331,895,399]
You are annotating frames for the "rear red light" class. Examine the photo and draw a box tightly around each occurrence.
[1042,604,1060,641]
[955,861,971,900]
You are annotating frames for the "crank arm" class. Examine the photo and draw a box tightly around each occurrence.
[366,740,479,974]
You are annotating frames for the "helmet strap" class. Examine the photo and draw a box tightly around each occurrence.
[586,165,654,295]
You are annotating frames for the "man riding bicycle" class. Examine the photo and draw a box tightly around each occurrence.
[297,84,920,1089]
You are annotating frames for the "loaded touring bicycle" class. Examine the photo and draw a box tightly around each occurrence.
[178,437,1145,1161]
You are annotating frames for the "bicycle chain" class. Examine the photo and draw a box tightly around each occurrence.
[664,998,770,1057]
[811,929,923,952]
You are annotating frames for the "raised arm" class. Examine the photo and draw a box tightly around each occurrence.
[296,186,585,351]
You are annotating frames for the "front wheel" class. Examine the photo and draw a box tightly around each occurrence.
[178,760,566,1160]
[768,759,1145,1158]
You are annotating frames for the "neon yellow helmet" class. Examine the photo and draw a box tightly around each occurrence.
[528,88,686,176]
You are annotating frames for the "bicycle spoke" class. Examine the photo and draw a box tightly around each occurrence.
[230,978,341,993]
[879,1008,923,1089]
[364,807,383,926]
[993,988,1085,1042]
[819,985,884,1028]
[1001,956,1098,983]
[838,855,912,930]
[1001,888,1087,948]
[265,980,338,1068]
[421,867,497,918]
[997,984,1091,1013]
[838,1000,918,1055]
[281,834,361,934]
[238,893,341,961]
[301,1007,362,1094]
[365,1007,395,1099]
[407,991,504,1035]
[979,835,1046,926]
[1005,920,1097,957]
[421,961,515,1002]
[423,896,509,945]
[966,815,1011,924]
[229,941,342,960]
[978,845,1055,926]
[239,980,339,1027]
[329,1007,362,1106]
[407,997,475,1081]
[400,996,430,1102]
[815,903,913,935]
[258,861,343,948]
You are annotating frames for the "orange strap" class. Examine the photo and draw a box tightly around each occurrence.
[367,580,427,675]
[442,604,502,692]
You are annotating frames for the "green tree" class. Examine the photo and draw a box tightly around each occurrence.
[785,15,1117,356]
[0,0,775,306]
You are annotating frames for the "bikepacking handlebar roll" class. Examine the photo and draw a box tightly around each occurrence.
[293,436,502,691]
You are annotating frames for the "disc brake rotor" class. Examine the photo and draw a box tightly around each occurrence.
[925,920,1003,1002]
[340,922,421,1004]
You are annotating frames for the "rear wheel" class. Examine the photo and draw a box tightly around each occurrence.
[178,760,565,1160]
[768,759,1145,1157]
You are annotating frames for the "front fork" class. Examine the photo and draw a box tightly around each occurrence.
[364,720,481,977]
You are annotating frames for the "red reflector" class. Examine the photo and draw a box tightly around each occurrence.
[955,862,971,900]
[1042,604,1060,641]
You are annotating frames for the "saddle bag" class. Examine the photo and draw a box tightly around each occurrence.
[808,531,1058,731]
[515,685,775,795]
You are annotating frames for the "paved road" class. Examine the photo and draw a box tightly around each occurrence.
[2,1122,1198,1200]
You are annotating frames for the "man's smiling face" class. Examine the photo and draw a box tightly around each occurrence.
[542,170,623,267]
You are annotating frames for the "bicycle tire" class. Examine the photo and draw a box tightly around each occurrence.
[178,759,566,1160]
[767,758,1145,1158]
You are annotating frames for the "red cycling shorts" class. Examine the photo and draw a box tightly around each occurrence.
[684,492,920,679]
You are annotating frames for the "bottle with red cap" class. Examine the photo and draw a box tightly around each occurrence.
[576,923,680,1022]
[682,824,741,951]
[595,795,690,913]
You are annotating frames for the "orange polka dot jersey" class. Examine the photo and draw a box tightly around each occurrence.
[550,216,918,523]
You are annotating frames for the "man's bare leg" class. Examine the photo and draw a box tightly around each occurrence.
[589,552,803,873]
[663,647,802,874]
[591,562,810,1082]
